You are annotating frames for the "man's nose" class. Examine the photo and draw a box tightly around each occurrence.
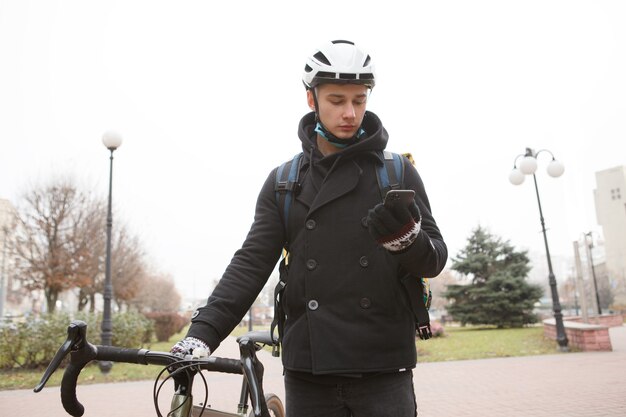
[343,104,356,119]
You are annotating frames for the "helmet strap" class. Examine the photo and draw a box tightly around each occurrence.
[314,123,365,148]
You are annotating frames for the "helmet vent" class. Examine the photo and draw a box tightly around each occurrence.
[313,51,331,66]
[304,64,313,73]
[316,71,335,79]
[363,55,371,66]
[332,40,355,45]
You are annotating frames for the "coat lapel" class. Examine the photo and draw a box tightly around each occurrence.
[307,159,362,215]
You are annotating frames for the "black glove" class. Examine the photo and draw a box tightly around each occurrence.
[367,199,421,252]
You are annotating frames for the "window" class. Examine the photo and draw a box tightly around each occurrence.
[611,188,622,200]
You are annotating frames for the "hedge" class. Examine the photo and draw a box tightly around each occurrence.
[0,311,154,370]
[144,312,187,342]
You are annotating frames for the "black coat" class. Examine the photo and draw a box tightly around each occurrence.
[188,111,447,375]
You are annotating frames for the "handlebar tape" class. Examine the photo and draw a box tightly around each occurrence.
[61,342,100,417]
[60,362,87,417]
[96,346,147,364]
[60,345,146,417]
[205,357,242,374]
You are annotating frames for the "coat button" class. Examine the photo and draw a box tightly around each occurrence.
[305,219,317,230]
[361,216,368,227]
[360,298,372,309]
[359,256,369,267]
[308,300,319,311]
[306,259,318,270]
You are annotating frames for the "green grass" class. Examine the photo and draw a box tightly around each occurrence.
[1,324,563,390]
[416,325,561,362]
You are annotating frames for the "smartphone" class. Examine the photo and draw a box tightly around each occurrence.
[384,189,415,209]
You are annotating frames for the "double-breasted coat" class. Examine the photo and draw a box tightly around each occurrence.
[188,111,447,375]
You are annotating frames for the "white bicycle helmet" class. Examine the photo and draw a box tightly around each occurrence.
[302,40,376,89]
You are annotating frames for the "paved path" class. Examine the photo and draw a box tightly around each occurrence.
[2,326,625,416]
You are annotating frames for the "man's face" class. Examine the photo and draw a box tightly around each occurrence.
[308,83,369,140]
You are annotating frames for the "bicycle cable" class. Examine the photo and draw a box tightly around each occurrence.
[152,358,210,417]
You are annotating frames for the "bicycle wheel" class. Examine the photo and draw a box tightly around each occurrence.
[248,393,285,417]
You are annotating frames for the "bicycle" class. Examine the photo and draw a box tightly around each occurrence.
[34,320,285,417]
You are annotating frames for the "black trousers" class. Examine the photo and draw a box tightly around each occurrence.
[284,369,417,417]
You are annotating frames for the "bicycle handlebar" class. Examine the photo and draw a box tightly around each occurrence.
[63,345,242,417]
[35,321,264,417]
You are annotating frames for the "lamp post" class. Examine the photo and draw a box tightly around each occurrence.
[568,267,580,316]
[572,240,590,322]
[584,232,602,315]
[99,131,123,374]
[509,147,568,351]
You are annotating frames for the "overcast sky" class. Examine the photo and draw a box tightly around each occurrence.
[1,0,625,299]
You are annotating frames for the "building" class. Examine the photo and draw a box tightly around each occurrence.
[594,165,626,308]
[0,198,17,318]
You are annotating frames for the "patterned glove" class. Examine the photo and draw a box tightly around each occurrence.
[367,199,421,252]
[170,337,210,358]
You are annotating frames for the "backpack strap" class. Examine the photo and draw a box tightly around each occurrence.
[271,152,303,356]
[270,257,288,356]
[376,151,405,199]
[275,152,303,228]
[377,151,433,340]
[402,277,433,340]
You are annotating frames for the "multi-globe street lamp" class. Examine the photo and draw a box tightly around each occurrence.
[509,147,568,351]
[99,131,123,374]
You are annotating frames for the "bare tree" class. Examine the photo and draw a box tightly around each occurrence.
[76,199,106,312]
[429,269,461,313]
[111,228,147,310]
[131,272,181,312]
[13,179,104,313]
[75,220,148,312]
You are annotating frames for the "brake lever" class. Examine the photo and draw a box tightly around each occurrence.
[34,320,87,393]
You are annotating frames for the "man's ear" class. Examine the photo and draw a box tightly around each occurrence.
[306,90,316,111]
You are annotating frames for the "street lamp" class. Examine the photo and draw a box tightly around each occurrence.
[100,130,123,374]
[584,232,602,315]
[510,147,568,351]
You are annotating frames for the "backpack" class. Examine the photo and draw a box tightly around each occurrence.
[270,151,432,356]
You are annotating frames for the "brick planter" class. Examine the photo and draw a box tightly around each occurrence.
[565,314,624,328]
[543,318,612,351]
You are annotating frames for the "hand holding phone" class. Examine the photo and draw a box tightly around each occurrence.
[369,189,422,252]
[384,189,415,209]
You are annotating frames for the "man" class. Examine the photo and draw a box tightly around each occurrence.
[173,40,447,416]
